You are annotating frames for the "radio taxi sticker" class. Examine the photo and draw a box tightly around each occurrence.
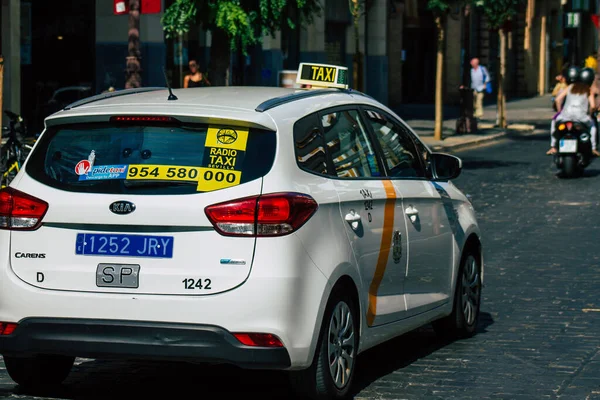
[204,126,249,151]
[199,126,248,190]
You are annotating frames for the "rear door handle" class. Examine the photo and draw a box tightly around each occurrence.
[405,206,419,223]
[345,210,361,230]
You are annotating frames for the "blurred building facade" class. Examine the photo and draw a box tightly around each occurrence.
[1,0,598,131]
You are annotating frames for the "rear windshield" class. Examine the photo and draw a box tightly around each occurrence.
[26,122,276,195]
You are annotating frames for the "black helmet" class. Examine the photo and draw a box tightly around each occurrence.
[580,67,595,85]
[566,66,580,84]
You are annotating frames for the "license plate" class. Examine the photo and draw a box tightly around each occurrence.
[75,233,174,258]
[96,264,140,288]
[559,139,578,153]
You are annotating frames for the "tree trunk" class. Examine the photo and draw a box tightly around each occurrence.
[538,3,547,96]
[352,8,363,91]
[497,28,507,129]
[125,0,141,89]
[434,15,445,141]
[208,29,231,87]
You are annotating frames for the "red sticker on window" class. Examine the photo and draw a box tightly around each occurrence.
[75,160,92,176]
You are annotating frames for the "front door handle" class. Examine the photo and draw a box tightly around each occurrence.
[405,205,419,223]
[345,210,361,230]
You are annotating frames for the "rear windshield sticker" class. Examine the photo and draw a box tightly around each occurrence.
[78,165,128,181]
[127,165,199,181]
[203,126,248,172]
[75,150,96,176]
[75,160,92,176]
[203,147,245,170]
[126,164,241,192]
[205,126,249,152]
[196,168,241,192]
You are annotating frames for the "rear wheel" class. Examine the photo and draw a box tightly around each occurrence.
[289,289,358,400]
[561,155,579,178]
[3,354,74,388]
[433,250,482,339]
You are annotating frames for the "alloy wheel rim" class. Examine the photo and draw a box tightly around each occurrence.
[327,301,355,389]
[461,255,481,326]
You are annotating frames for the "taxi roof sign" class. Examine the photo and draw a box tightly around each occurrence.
[296,63,349,89]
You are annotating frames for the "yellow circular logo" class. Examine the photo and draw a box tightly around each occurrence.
[216,128,238,145]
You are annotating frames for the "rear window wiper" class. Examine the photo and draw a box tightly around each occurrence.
[122,180,198,189]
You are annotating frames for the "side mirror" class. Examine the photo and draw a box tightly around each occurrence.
[431,152,462,180]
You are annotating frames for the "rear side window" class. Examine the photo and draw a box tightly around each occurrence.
[26,122,276,194]
[294,113,329,175]
[320,109,381,178]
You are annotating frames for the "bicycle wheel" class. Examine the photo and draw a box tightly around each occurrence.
[1,157,19,188]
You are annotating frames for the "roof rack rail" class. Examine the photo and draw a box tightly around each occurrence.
[255,88,372,113]
[63,87,166,111]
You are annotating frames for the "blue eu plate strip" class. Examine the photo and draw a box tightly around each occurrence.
[75,233,174,258]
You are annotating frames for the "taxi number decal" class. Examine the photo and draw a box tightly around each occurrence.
[127,165,241,192]
[196,168,241,192]
[182,278,212,290]
[127,165,199,181]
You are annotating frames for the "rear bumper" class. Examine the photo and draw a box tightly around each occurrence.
[0,318,291,369]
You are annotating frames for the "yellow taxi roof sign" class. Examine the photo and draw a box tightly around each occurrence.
[296,63,349,89]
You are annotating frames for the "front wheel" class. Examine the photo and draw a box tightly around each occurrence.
[3,354,74,388]
[289,289,358,400]
[433,250,482,339]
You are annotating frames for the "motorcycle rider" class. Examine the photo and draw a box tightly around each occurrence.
[547,66,600,156]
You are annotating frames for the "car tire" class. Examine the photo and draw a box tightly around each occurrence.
[3,354,75,388]
[433,249,482,339]
[289,288,358,400]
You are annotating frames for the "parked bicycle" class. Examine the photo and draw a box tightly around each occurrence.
[1,110,35,188]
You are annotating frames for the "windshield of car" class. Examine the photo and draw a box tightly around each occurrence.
[26,122,276,195]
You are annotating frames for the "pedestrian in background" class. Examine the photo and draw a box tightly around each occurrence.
[470,57,491,119]
[183,60,211,88]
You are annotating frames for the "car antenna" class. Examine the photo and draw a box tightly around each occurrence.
[163,67,178,101]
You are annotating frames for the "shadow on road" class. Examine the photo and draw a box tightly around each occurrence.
[506,131,549,142]
[3,313,495,400]
[461,158,530,170]
[349,311,494,397]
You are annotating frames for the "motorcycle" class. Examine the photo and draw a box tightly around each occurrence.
[552,120,593,178]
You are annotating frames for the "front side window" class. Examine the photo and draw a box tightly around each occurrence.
[320,109,381,178]
[363,109,425,179]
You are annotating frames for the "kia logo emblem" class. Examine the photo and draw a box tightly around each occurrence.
[110,201,136,215]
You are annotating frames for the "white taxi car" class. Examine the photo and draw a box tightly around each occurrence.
[0,63,482,399]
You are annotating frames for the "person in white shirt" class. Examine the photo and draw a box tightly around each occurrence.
[470,58,491,119]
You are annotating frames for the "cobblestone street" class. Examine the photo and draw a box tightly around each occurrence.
[2,123,600,399]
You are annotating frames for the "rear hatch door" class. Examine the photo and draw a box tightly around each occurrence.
[10,117,276,295]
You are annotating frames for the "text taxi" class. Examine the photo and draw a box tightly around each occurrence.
[0,63,482,399]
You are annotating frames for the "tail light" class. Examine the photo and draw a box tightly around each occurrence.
[204,192,318,237]
[566,122,573,131]
[0,188,48,230]
[0,322,17,335]
[233,333,284,347]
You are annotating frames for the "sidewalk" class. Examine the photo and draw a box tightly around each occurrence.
[397,95,554,152]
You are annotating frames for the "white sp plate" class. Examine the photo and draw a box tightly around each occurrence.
[559,139,577,153]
